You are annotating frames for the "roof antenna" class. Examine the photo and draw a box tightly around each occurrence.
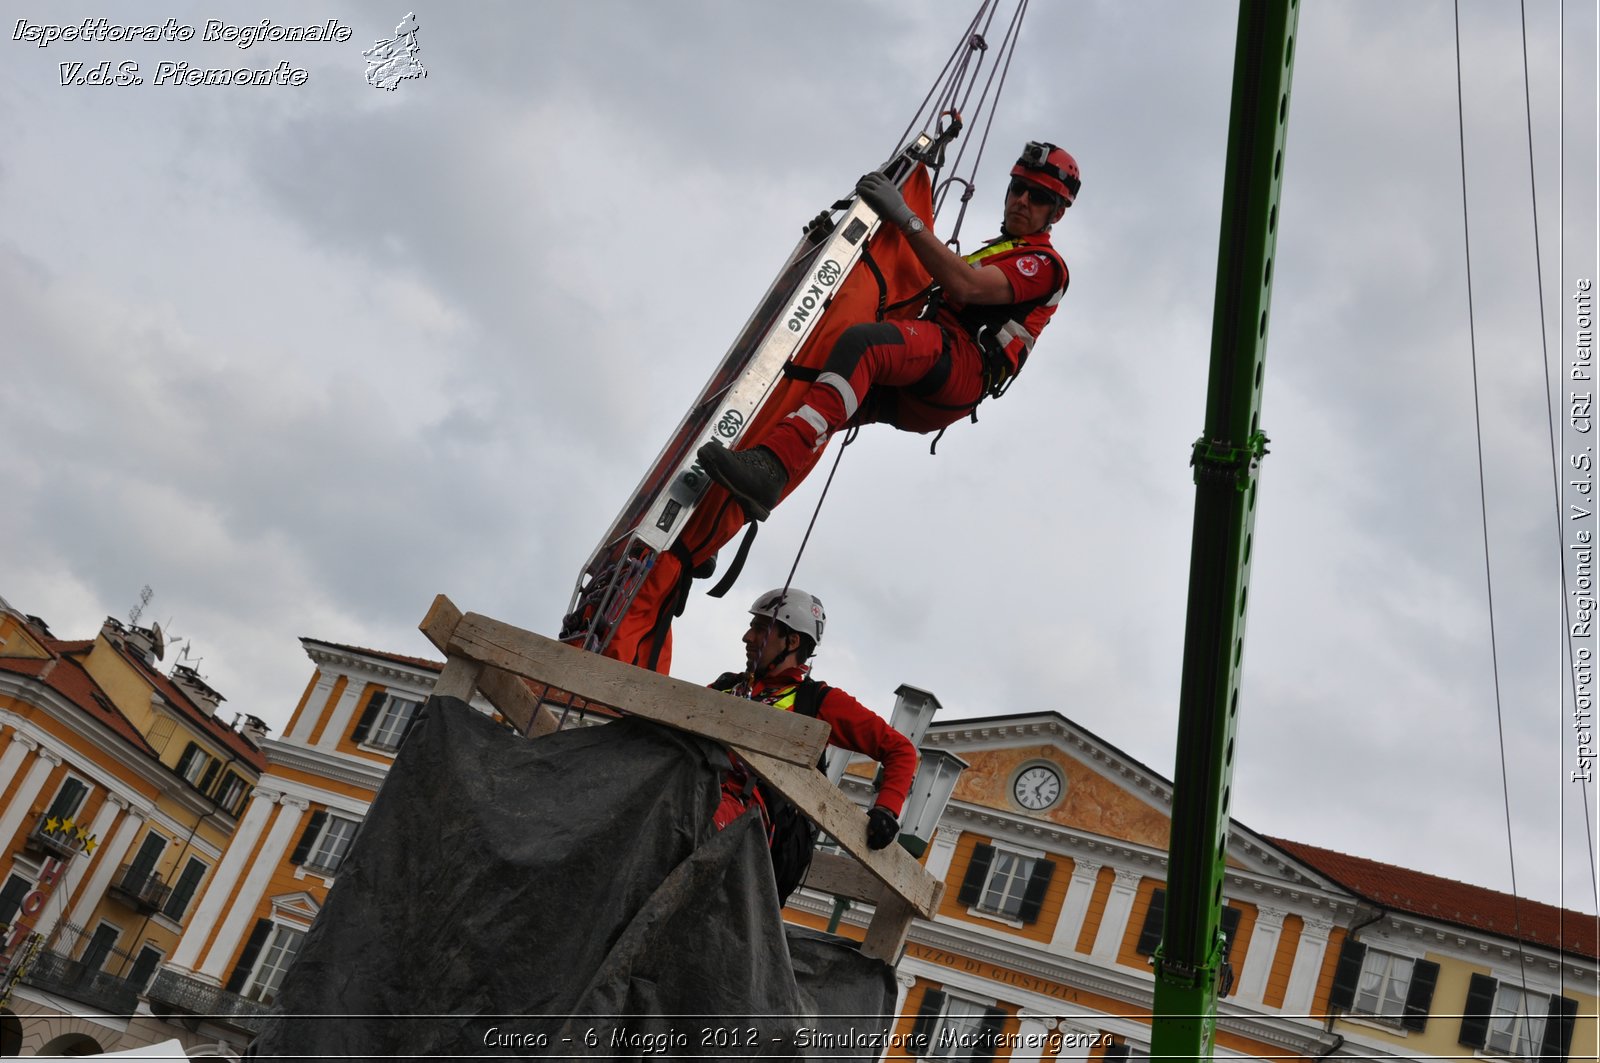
[127,585,154,627]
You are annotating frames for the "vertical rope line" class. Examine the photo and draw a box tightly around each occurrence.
[1455,0,1534,998]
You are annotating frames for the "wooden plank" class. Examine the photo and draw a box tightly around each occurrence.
[445,609,830,768]
[801,851,885,904]
[859,891,918,963]
[736,748,939,918]
[419,595,560,736]
[432,657,482,701]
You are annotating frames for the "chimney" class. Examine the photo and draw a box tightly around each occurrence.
[169,663,224,715]
[241,714,271,745]
[122,624,163,666]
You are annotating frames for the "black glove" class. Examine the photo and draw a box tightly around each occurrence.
[856,172,915,231]
[866,805,899,850]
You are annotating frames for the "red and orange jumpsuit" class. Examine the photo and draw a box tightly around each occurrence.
[757,230,1070,475]
[711,666,918,832]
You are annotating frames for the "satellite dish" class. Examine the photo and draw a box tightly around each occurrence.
[150,622,166,661]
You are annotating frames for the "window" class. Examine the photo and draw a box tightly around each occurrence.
[290,810,363,876]
[368,696,421,751]
[1487,984,1549,1060]
[228,920,306,1006]
[213,771,250,817]
[1458,972,1578,1062]
[0,874,30,928]
[79,922,120,973]
[126,945,162,990]
[162,858,207,921]
[908,988,1006,1061]
[1134,890,1243,972]
[954,842,1055,924]
[44,777,89,822]
[174,743,219,791]
[1328,940,1438,1029]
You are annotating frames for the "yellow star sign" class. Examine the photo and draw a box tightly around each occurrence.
[59,817,75,835]
[83,835,99,854]
[43,816,60,833]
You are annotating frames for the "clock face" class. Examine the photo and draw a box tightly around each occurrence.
[1013,764,1062,810]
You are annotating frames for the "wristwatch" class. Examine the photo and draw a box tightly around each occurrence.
[902,216,925,236]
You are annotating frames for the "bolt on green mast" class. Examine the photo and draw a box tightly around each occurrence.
[1150,2,1299,1059]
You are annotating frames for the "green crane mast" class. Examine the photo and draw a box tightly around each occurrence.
[1150,2,1300,1058]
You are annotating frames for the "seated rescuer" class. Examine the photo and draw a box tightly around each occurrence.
[710,588,918,903]
[699,141,1080,520]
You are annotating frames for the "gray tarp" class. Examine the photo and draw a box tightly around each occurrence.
[249,695,897,1060]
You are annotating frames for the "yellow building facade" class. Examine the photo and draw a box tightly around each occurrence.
[5,613,1594,1061]
[0,603,264,1057]
[145,637,461,1056]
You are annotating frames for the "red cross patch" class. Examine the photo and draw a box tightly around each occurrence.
[1016,255,1040,277]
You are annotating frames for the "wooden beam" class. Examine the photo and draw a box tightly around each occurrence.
[419,595,560,736]
[444,607,830,768]
[801,851,884,904]
[859,891,918,963]
[432,657,482,701]
[736,749,940,918]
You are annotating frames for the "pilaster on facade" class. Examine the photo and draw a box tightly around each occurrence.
[167,787,281,971]
[1011,1010,1058,1063]
[286,671,333,743]
[0,728,41,792]
[1235,904,1286,1005]
[195,792,308,980]
[314,681,366,753]
[1282,915,1334,1014]
[60,794,141,936]
[1049,858,1103,953]
[926,828,960,881]
[0,742,62,854]
[1090,867,1145,962]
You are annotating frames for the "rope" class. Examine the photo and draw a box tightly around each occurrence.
[1454,0,1534,992]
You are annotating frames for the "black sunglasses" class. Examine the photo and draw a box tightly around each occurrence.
[1007,178,1060,208]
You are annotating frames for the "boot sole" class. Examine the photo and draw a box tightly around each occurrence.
[696,442,774,521]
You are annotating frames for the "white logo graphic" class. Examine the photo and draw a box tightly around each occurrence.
[1016,255,1040,278]
[364,12,425,90]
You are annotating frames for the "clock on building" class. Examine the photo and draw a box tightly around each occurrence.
[1012,764,1063,811]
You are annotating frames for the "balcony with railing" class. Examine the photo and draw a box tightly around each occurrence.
[24,814,92,860]
[146,968,269,1035]
[20,950,140,1017]
[108,863,172,914]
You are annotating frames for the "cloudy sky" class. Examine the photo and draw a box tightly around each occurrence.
[1,1,1595,914]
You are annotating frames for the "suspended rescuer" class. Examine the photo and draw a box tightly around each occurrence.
[698,141,1080,519]
[710,588,918,903]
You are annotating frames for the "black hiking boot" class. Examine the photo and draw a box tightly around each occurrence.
[696,441,788,521]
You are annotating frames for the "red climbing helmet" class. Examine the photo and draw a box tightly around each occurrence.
[1011,141,1080,207]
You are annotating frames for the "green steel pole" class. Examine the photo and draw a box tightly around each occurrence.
[1150,2,1299,1059]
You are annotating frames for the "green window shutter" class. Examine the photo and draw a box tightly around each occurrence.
[350,687,387,743]
[909,988,945,1056]
[1220,904,1243,960]
[1327,939,1366,1012]
[289,811,327,866]
[126,831,166,883]
[127,946,162,990]
[1399,959,1439,1032]
[1538,994,1578,1062]
[162,858,207,920]
[1457,972,1497,1049]
[225,918,272,994]
[1136,888,1167,955]
[1016,859,1056,924]
[971,1006,1007,1063]
[957,843,995,906]
[174,743,199,778]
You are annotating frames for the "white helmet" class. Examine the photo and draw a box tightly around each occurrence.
[750,588,825,645]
